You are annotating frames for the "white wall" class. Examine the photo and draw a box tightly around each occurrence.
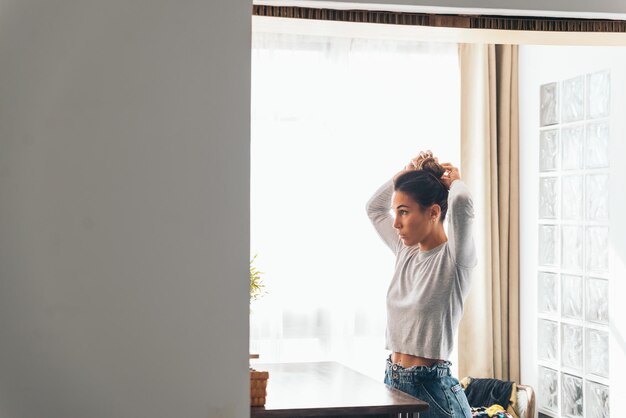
[519,45,626,416]
[0,1,250,417]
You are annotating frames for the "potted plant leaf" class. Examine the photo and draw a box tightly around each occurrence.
[249,254,268,407]
[249,254,265,305]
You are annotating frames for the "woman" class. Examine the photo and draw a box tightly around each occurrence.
[366,150,476,418]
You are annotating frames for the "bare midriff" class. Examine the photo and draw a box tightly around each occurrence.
[391,352,444,368]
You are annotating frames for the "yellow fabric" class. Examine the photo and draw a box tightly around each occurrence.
[457,43,521,382]
[485,404,505,417]
[507,383,519,418]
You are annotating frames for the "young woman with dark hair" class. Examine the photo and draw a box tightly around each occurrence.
[366,150,476,418]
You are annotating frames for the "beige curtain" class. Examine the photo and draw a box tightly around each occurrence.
[457,44,520,382]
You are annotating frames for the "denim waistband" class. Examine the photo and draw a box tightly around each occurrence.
[385,355,451,382]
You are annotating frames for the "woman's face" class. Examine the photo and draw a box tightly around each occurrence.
[392,191,436,247]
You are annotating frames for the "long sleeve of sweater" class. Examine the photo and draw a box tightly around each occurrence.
[447,180,477,268]
[365,179,401,255]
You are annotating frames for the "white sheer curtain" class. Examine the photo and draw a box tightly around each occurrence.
[250,29,459,380]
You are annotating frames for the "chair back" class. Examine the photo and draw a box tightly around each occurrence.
[515,384,535,418]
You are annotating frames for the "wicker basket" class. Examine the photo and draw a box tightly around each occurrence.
[250,368,269,407]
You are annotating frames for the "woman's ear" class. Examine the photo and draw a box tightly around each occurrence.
[430,204,442,221]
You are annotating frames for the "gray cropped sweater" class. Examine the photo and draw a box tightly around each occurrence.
[366,179,476,360]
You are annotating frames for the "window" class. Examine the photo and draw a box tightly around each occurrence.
[250,25,460,379]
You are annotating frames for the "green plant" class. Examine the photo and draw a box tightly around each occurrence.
[249,254,266,303]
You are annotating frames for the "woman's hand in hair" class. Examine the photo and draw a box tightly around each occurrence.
[393,151,430,182]
[406,150,436,171]
[439,163,460,189]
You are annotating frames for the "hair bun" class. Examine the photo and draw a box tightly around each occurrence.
[418,157,445,179]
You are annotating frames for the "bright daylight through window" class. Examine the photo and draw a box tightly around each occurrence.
[250,26,460,380]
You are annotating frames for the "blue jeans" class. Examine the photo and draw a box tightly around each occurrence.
[384,355,472,418]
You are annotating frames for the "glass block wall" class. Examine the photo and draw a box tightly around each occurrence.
[538,71,610,418]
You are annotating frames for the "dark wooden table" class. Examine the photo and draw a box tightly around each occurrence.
[250,362,428,417]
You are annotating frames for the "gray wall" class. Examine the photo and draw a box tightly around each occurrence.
[0,1,250,417]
